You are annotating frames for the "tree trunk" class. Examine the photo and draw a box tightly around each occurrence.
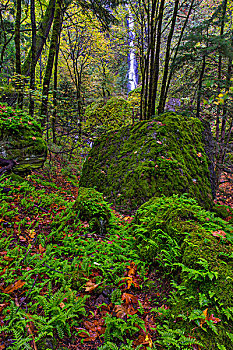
[22,0,56,76]
[196,55,206,119]
[147,0,165,119]
[14,0,23,108]
[29,0,36,117]
[157,0,179,115]
[52,34,60,144]
[40,0,63,127]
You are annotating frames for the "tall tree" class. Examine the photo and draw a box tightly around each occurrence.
[29,0,36,117]
[14,0,23,108]
[40,0,63,126]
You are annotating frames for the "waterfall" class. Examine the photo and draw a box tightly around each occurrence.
[127,9,137,91]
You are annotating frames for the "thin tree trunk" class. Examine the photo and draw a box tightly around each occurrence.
[22,0,56,76]
[14,0,23,108]
[196,56,206,119]
[158,0,179,115]
[147,0,165,119]
[215,0,228,187]
[163,0,195,110]
[52,34,60,144]
[40,0,63,127]
[29,0,36,117]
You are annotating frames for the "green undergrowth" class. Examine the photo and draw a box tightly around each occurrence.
[1,174,233,349]
[133,194,233,349]
[0,176,145,349]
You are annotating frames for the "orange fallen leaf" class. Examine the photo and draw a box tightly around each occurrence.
[39,244,46,254]
[2,280,26,294]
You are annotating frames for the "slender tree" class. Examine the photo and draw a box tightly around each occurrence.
[40,0,63,126]
[14,0,23,108]
[29,0,36,117]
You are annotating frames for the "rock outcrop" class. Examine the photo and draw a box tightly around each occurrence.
[80,112,215,213]
[0,104,47,174]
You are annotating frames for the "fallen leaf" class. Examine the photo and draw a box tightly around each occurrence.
[2,280,26,294]
[212,230,226,239]
[39,244,46,254]
[85,280,99,292]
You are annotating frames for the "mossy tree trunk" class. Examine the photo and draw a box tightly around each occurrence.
[14,0,23,109]
[215,0,229,187]
[22,0,56,76]
[29,0,36,118]
[196,55,206,120]
[147,0,164,119]
[40,0,63,127]
[52,34,60,144]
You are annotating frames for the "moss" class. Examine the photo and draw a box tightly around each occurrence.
[212,204,233,221]
[133,195,233,349]
[80,112,214,214]
[0,105,47,175]
[73,187,111,234]
[84,96,132,134]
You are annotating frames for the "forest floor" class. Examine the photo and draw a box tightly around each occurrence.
[0,152,232,350]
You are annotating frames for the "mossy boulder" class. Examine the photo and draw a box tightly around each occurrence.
[80,112,215,214]
[74,187,111,234]
[0,104,47,174]
[133,195,233,349]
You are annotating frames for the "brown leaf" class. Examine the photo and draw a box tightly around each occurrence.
[3,256,13,261]
[122,292,138,305]
[114,305,127,318]
[59,302,65,309]
[2,280,25,294]
[84,280,99,292]
[39,244,46,254]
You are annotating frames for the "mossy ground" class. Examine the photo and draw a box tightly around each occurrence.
[133,194,233,349]
[80,112,214,214]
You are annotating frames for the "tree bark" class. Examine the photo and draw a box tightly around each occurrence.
[29,0,36,117]
[40,0,63,127]
[147,0,165,119]
[157,0,179,115]
[14,0,23,108]
[196,55,206,119]
[22,0,56,76]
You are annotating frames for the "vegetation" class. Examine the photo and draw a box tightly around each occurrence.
[0,0,233,349]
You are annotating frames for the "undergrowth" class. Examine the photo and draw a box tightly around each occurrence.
[0,172,233,349]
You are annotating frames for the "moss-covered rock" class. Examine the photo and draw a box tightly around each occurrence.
[0,103,47,174]
[80,112,215,213]
[73,187,111,234]
[133,195,233,349]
